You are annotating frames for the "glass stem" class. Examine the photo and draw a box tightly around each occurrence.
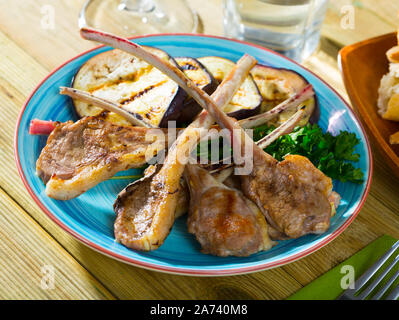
[119,0,155,13]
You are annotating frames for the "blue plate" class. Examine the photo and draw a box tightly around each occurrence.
[15,34,372,275]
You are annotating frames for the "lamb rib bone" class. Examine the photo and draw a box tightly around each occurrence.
[239,84,314,129]
[79,34,259,250]
[205,106,306,173]
[174,107,306,218]
[33,89,309,200]
[59,86,153,127]
[81,27,234,126]
[113,55,255,250]
[59,84,313,133]
[61,77,313,131]
[83,28,334,240]
[32,82,313,136]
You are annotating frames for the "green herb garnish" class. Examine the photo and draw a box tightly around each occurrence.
[195,123,363,184]
[253,123,364,183]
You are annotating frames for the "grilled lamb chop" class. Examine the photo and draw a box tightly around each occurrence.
[241,154,333,239]
[202,101,335,239]
[33,94,307,201]
[105,40,257,250]
[171,107,306,219]
[84,27,335,245]
[185,164,273,256]
[36,116,168,200]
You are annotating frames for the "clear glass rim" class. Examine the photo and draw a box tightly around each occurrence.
[78,0,200,33]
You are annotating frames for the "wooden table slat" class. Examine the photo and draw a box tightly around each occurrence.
[0,187,115,299]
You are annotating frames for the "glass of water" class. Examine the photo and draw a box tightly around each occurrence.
[223,0,329,62]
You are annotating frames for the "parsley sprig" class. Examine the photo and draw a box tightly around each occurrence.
[196,123,363,184]
[253,123,364,183]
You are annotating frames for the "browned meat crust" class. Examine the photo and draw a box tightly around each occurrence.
[36,116,168,199]
[241,153,333,239]
[185,164,273,257]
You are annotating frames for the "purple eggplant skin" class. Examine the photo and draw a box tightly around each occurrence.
[119,46,189,128]
[279,67,320,124]
[157,87,188,127]
[198,56,263,119]
[177,98,208,125]
[308,97,320,124]
[174,57,218,124]
[251,64,319,125]
[149,48,190,128]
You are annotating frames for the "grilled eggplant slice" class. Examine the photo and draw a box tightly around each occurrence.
[72,46,187,127]
[250,64,318,126]
[198,56,262,119]
[175,57,217,123]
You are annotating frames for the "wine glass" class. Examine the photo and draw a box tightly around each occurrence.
[79,0,200,37]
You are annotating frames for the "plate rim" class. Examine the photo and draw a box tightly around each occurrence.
[14,33,373,276]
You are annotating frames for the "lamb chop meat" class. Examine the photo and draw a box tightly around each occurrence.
[171,106,307,220]
[201,98,335,239]
[213,102,334,240]
[113,63,253,249]
[59,86,153,128]
[241,154,333,239]
[82,28,336,247]
[33,90,309,201]
[36,116,167,200]
[185,164,273,257]
[83,29,259,250]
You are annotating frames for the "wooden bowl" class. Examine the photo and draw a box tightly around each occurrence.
[339,33,399,178]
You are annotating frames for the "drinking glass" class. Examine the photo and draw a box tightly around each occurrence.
[223,0,329,61]
[79,0,199,37]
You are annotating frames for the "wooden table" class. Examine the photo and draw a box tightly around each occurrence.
[0,0,398,300]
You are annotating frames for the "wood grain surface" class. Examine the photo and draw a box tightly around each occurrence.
[0,0,398,300]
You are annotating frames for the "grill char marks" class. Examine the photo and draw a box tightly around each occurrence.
[240,153,333,239]
[120,84,158,105]
[71,46,188,127]
[36,116,171,200]
[174,57,218,124]
[179,62,199,71]
[185,164,273,257]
